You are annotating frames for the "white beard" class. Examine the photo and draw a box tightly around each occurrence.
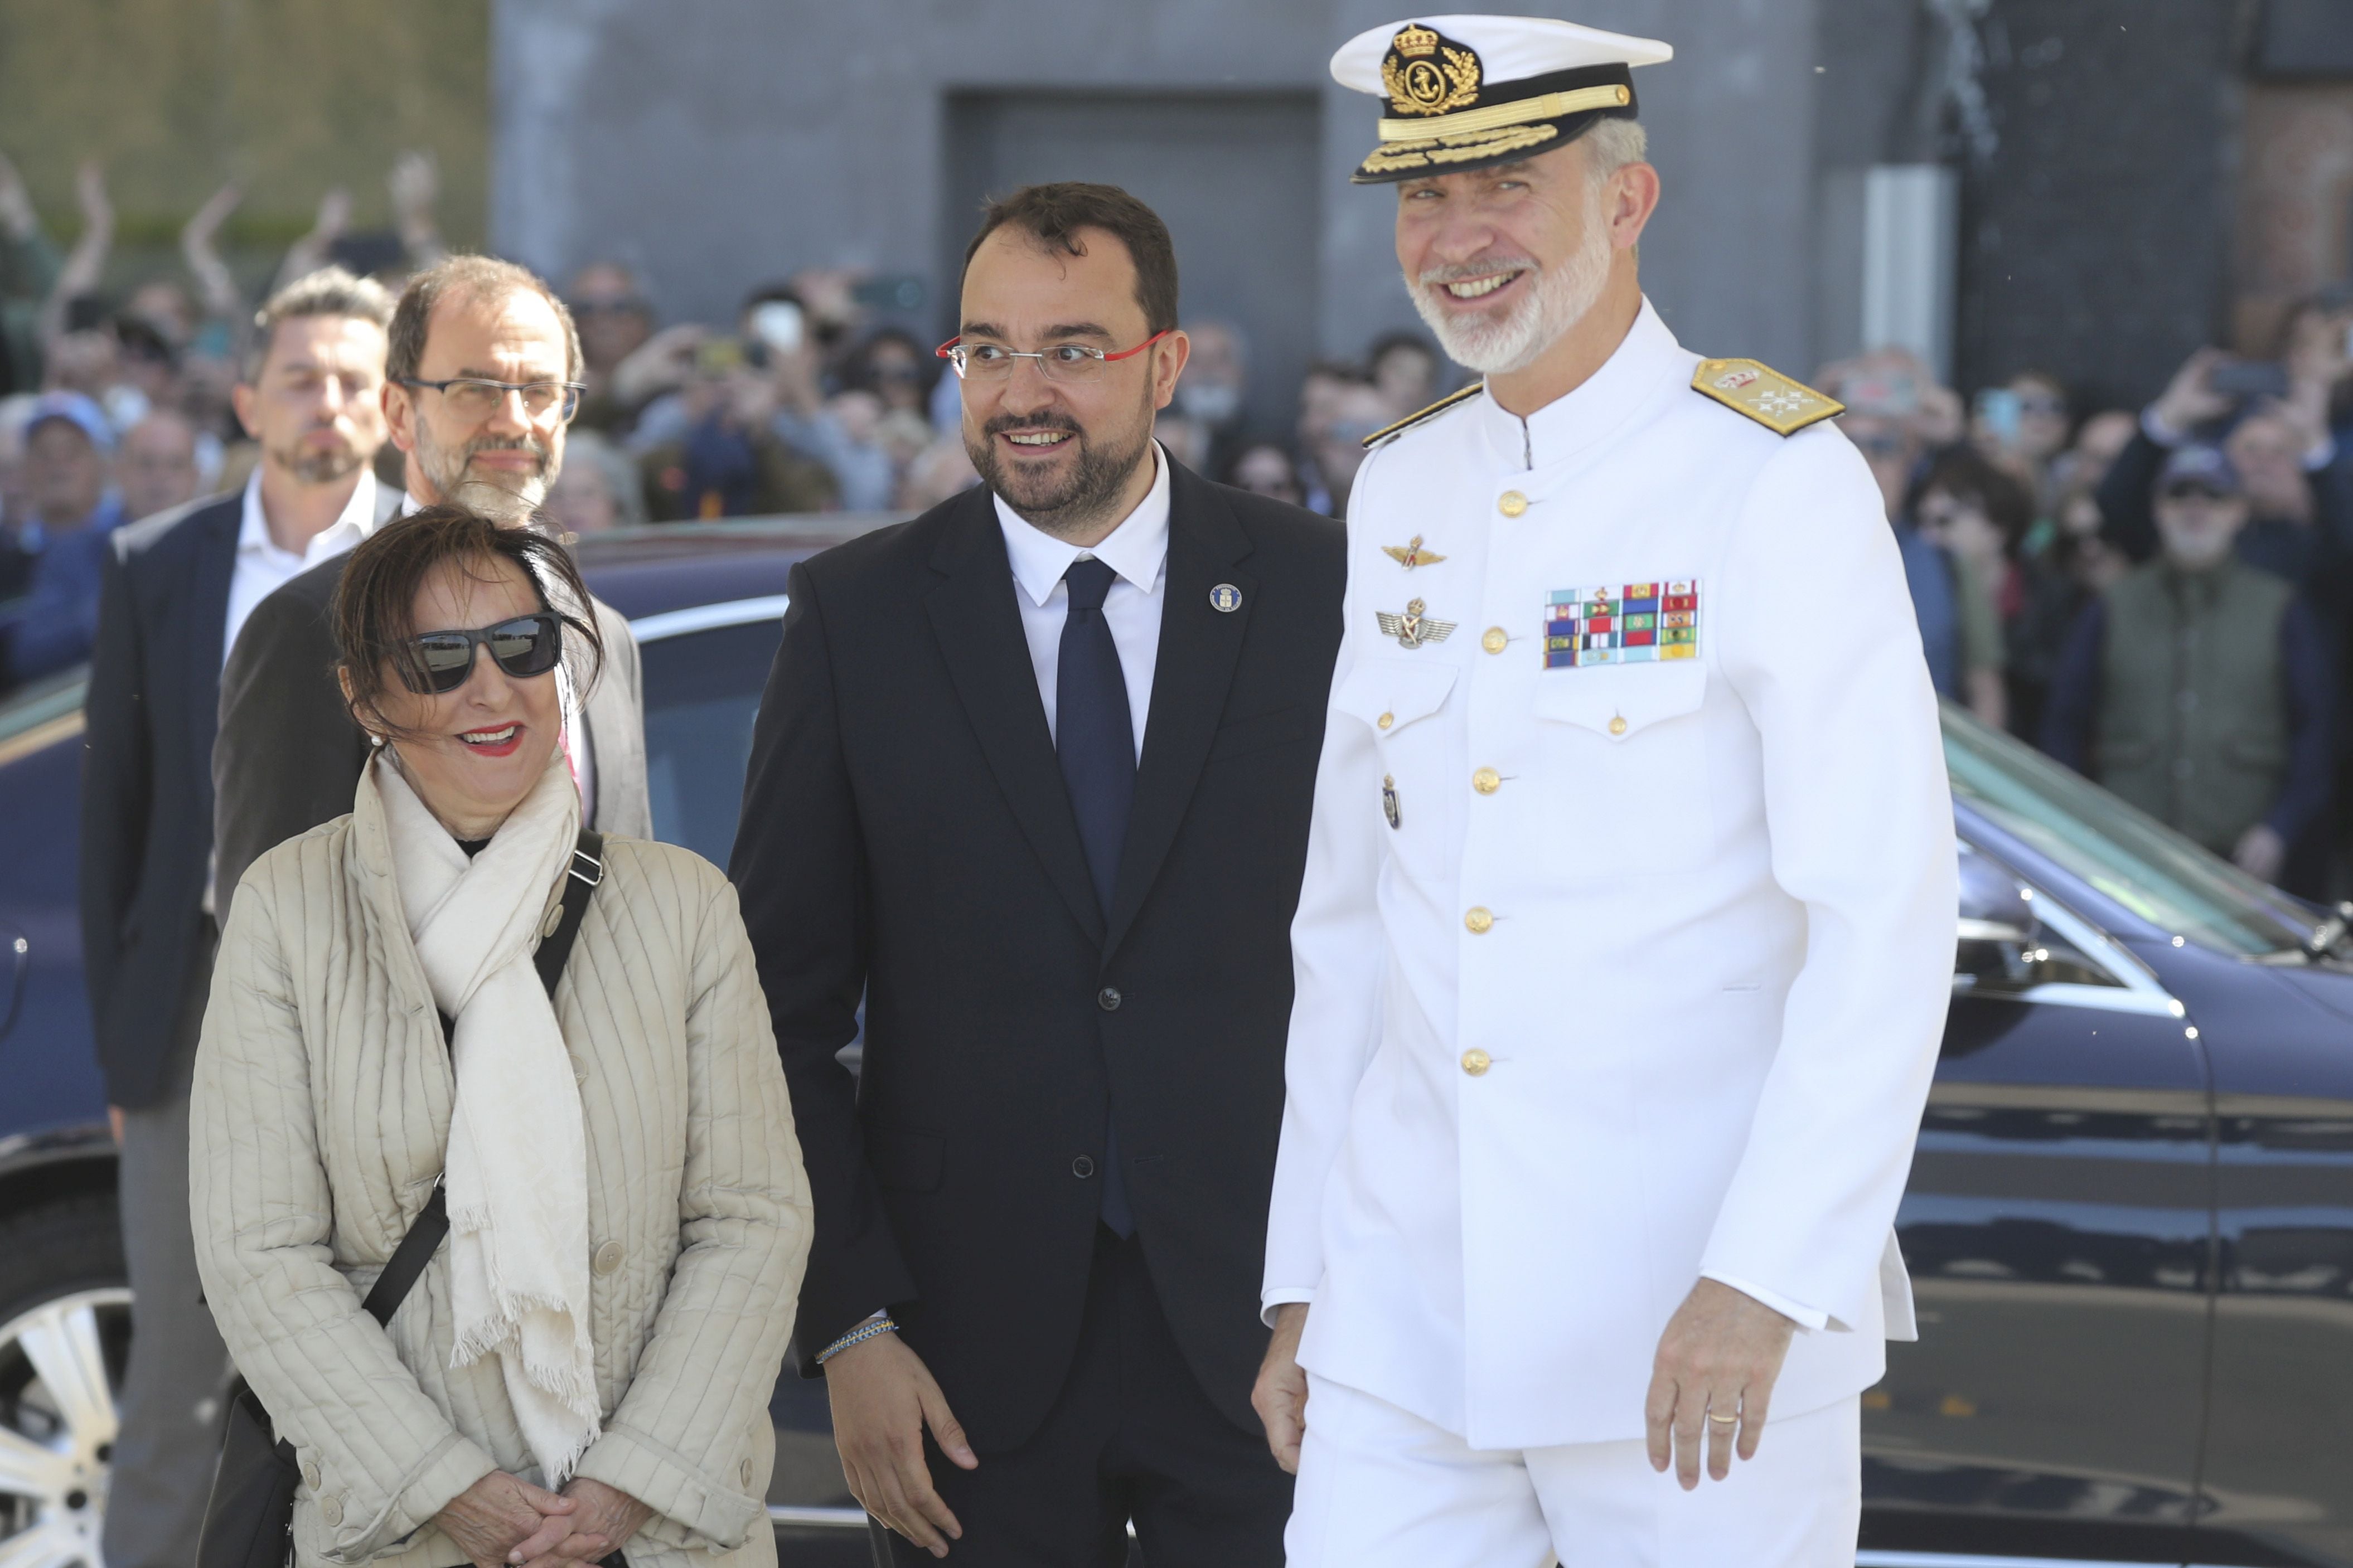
[1410,183,1615,376]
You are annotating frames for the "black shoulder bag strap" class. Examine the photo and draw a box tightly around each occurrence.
[200,830,607,1568]
[364,828,606,1322]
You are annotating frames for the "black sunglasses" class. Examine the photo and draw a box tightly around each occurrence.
[397,613,564,695]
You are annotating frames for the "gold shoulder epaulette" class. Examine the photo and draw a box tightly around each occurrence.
[1691,358,1843,436]
[1362,382,1482,449]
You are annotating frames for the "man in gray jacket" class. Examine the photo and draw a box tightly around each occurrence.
[214,254,649,914]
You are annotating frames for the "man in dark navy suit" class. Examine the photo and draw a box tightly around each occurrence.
[78,266,393,1568]
[732,184,1344,1566]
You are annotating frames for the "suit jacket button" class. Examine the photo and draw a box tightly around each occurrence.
[1461,1048,1492,1077]
[1464,906,1494,934]
[1097,986,1122,1011]
[1072,1156,1097,1179]
[1498,491,1529,517]
[1481,627,1508,654]
[593,1240,624,1275]
[1472,768,1500,795]
[1608,715,1629,736]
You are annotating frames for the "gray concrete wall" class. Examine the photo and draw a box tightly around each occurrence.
[492,0,1824,376]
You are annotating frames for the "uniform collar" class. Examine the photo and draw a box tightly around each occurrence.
[238,465,380,564]
[1471,295,1683,473]
[994,440,1171,608]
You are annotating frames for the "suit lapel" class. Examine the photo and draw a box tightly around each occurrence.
[922,491,1105,944]
[1103,465,1255,959]
[185,499,241,812]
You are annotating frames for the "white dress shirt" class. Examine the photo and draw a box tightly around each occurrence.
[992,441,1171,758]
[222,468,379,667]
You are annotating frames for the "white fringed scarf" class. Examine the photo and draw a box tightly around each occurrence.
[375,749,600,1482]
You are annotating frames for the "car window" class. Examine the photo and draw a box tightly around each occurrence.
[1942,702,2318,958]
[1955,841,2131,999]
[638,616,783,868]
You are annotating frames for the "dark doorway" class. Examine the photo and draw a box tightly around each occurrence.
[942,90,1323,445]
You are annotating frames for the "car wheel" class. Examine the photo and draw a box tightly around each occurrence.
[0,1192,130,1568]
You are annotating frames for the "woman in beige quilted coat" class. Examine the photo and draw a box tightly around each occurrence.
[190,508,812,1568]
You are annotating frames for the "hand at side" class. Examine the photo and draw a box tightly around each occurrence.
[825,1331,978,1558]
[1644,1278,1797,1489]
[1251,1303,1310,1474]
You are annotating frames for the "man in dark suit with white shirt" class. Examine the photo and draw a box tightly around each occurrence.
[730,183,1344,1565]
[79,266,395,1568]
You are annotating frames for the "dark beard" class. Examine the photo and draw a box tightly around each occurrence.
[271,436,364,486]
[965,406,1152,540]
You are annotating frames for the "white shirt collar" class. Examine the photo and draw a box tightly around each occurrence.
[993,440,1171,609]
[238,465,380,565]
[1471,295,1683,472]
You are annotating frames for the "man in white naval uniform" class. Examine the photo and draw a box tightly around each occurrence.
[1253,16,1957,1564]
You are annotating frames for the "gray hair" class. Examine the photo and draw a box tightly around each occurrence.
[1581,118,1650,185]
[243,266,395,383]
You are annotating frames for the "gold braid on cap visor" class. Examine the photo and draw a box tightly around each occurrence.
[1377,82,1631,142]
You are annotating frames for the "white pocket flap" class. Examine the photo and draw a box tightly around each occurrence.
[1333,659,1459,736]
[1531,659,1706,741]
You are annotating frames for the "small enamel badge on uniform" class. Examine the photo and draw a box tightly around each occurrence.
[1381,535,1447,570]
[1543,580,1700,668]
[1382,774,1402,829]
[1376,598,1456,649]
[1209,583,1243,613]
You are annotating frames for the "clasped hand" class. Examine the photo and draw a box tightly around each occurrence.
[434,1472,651,1568]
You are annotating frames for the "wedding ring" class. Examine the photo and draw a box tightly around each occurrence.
[1706,1410,1739,1424]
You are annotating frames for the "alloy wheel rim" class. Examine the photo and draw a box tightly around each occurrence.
[0,1287,130,1568]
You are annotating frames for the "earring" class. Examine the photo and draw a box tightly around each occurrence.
[370,734,384,747]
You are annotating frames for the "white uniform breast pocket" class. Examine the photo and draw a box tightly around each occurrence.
[1531,661,1714,879]
[1332,659,1460,886]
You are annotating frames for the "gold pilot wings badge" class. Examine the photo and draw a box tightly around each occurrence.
[1376,598,1456,649]
[1381,535,1447,570]
[1691,358,1844,435]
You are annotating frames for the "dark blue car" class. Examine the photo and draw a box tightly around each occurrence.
[3,520,2350,1567]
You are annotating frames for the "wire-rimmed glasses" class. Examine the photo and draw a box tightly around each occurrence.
[935,329,1174,383]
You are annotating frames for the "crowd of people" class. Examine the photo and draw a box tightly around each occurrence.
[1822,309,2353,897]
[4,143,2353,900]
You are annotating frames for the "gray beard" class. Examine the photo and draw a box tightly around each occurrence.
[415,426,554,526]
[1411,188,1614,376]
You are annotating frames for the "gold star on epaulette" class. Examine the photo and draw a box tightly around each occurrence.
[1381,535,1447,570]
[1691,359,1844,436]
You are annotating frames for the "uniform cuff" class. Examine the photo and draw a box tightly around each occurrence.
[1701,1271,1832,1333]
[572,1420,766,1552]
[1260,1287,1315,1328]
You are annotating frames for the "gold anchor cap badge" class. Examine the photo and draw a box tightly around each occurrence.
[1376,597,1457,649]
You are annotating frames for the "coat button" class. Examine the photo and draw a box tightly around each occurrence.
[1464,906,1494,934]
[302,1460,322,1489]
[1461,1048,1492,1077]
[319,1496,344,1528]
[593,1240,624,1275]
[541,904,564,940]
[740,1458,754,1487]
[1608,715,1629,736]
[1097,986,1122,1011]
[1072,1156,1097,1179]
[1472,768,1500,795]
[1481,627,1508,654]
[1377,711,1394,730]
[1498,491,1528,517]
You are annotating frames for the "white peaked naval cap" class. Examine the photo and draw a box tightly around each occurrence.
[1330,15,1673,183]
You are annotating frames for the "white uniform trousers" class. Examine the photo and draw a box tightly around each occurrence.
[1285,1373,1861,1568]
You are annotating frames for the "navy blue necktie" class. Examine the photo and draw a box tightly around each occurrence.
[1056,556,1136,1237]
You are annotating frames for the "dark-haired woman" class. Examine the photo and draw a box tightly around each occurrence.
[190,505,811,1568]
